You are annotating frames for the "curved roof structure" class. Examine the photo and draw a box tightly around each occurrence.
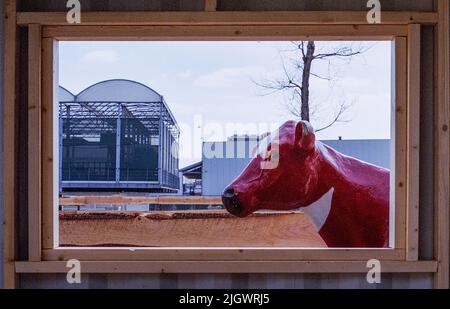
[59,86,75,102]
[76,79,163,103]
[59,79,179,135]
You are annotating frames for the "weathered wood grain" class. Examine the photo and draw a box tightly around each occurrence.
[59,210,326,247]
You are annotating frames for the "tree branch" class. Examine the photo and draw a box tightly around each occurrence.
[314,50,362,60]
[315,101,352,132]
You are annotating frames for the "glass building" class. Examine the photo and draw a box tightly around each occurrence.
[59,79,180,192]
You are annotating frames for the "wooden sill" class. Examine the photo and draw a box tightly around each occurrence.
[15,260,438,274]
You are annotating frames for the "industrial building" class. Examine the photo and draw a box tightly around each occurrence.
[59,80,180,192]
[182,136,391,196]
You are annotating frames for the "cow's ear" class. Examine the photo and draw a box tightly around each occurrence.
[295,121,315,151]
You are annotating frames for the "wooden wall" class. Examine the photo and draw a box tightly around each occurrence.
[0,0,442,288]
[419,25,435,260]
[18,0,205,11]
[216,0,434,11]
[19,273,434,289]
[0,0,4,289]
[17,0,435,12]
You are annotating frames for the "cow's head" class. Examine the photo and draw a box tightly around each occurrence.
[222,120,322,217]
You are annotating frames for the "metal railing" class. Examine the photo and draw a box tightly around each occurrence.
[62,165,179,189]
[59,195,223,211]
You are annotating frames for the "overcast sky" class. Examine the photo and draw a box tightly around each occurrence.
[59,41,392,168]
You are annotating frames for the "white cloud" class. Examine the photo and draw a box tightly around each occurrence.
[177,70,194,79]
[81,50,120,64]
[193,66,265,88]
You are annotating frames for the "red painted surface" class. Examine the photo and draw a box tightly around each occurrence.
[222,120,390,248]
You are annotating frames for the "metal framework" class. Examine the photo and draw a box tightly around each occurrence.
[59,80,180,192]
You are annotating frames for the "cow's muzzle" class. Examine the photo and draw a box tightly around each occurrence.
[222,188,243,216]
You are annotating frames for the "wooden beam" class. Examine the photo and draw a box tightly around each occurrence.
[41,39,59,250]
[406,24,421,261]
[3,0,17,289]
[27,24,42,262]
[16,11,438,26]
[42,25,406,41]
[60,195,222,206]
[434,0,449,289]
[393,37,408,251]
[15,260,438,274]
[204,0,217,12]
[42,248,405,262]
[59,210,325,248]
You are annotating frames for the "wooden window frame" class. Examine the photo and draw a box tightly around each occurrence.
[28,23,423,264]
[3,5,448,289]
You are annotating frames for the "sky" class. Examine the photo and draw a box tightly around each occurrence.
[59,41,392,168]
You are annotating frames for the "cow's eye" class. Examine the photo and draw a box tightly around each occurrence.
[261,149,271,160]
[271,151,279,160]
[261,149,280,161]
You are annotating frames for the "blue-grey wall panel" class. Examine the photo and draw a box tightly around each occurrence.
[218,0,434,11]
[17,0,435,12]
[419,26,435,260]
[19,273,434,289]
[18,27,29,261]
[19,0,204,11]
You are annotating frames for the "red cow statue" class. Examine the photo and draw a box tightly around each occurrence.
[222,120,390,248]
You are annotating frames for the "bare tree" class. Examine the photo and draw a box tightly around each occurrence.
[257,41,366,131]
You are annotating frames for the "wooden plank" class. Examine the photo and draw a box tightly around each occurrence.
[3,0,17,289]
[434,0,450,289]
[42,25,406,41]
[59,210,326,248]
[41,39,59,250]
[60,195,222,206]
[406,24,421,261]
[15,260,438,274]
[394,37,408,251]
[204,0,217,12]
[42,248,405,262]
[16,11,438,26]
[27,24,42,262]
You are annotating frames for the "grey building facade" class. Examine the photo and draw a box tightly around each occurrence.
[201,138,391,196]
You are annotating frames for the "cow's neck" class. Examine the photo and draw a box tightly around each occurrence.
[301,142,390,248]
[316,142,389,192]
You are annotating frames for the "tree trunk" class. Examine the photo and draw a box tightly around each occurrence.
[301,41,315,122]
